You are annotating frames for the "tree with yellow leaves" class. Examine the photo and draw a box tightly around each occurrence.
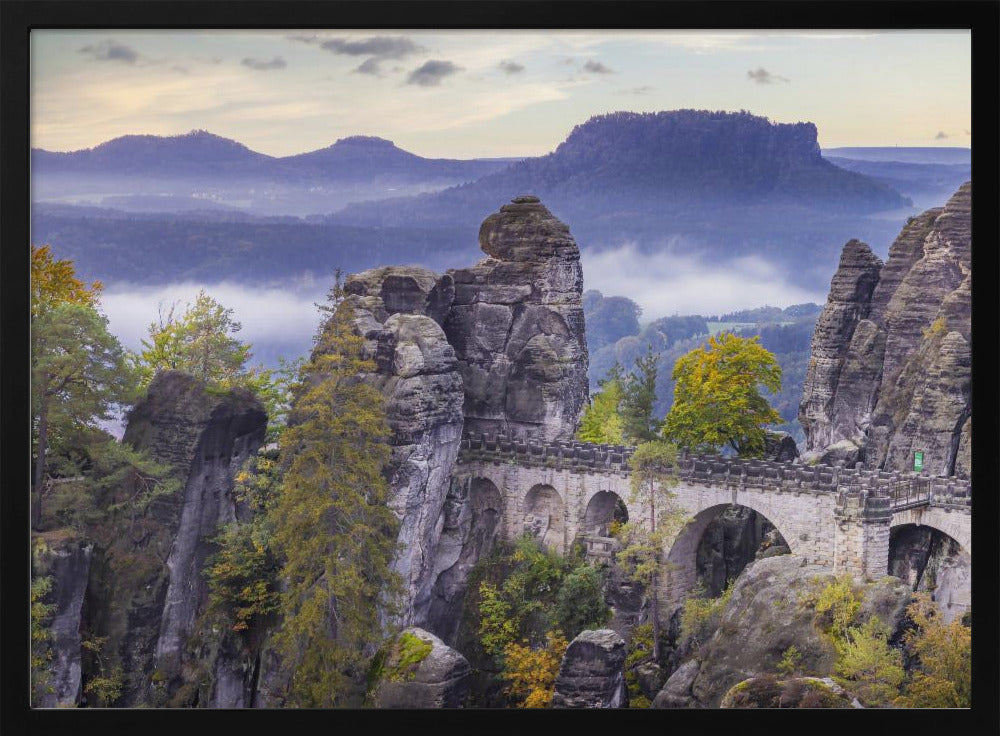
[663,332,781,457]
[502,631,569,708]
[896,593,971,708]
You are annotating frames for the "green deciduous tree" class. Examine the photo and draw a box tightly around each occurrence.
[663,332,782,457]
[269,286,399,707]
[576,363,625,444]
[135,290,252,387]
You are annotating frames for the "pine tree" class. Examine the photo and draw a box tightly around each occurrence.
[621,347,663,444]
[269,283,400,707]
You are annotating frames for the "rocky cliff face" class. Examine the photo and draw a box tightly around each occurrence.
[32,532,93,707]
[889,526,971,623]
[96,371,267,706]
[444,195,589,442]
[799,182,971,475]
[344,266,466,629]
[344,196,589,635]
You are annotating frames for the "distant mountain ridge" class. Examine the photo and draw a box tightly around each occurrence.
[331,109,911,230]
[32,129,513,184]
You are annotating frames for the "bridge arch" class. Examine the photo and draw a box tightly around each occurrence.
[522,484,565,553]
[661,498,796,616]
[889,515,971,623]
[582,490,629,537]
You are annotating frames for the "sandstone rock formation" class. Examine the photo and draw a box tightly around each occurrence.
[373,628,471,708]
[889,526,971,623]
[551,629,627,708]
[720,675,859,708]
[343,197,590,636]
[653,555,912,708]
[444,195,589,442]
[344,269,466,628]
[99,371,267,706]
[799,182,971,475]
[31,532,92,707]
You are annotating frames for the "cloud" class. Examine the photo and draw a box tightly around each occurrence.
[354,58,383,76]
[78,40,139,64]
[581,243,824,319]
[242,56,287,71]
[292,34,425,60]
[617,85,653,95]
[406,59,463,86]
[747,67,789,84]
[499,60,524,74]
[935,130,949,140]
[583,60,614,74]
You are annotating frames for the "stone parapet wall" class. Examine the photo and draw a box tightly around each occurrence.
[458,431,972,507]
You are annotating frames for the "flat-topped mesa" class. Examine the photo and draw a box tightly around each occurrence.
[446,195,590,442]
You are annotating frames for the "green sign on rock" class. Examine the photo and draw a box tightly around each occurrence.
[913,451,924,472]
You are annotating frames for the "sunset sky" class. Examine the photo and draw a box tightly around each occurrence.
[31,29,971,158]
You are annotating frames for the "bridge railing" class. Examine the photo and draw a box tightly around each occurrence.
[457,431,971,508]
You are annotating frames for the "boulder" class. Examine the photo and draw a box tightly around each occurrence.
[374,628,471,708]
[720,675,859,708]
[651,659,701,708]
[681,555,911,708]
[551,629,627,708]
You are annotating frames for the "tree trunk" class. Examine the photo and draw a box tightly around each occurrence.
[649,485,661,662]
[32,392,49,530]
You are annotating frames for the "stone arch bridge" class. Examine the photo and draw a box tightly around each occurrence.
[453,432,972,619]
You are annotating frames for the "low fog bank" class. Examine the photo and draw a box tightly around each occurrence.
[101,281,328,368]
[580,243,826,319]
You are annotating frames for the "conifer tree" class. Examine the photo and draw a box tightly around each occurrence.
[269,281,400,707]
[621,347,663,444]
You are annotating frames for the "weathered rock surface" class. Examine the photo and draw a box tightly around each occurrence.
[798,239,882,450]
[424,477,504,643]
[343,273,467,629]
[720,675,859,708]
[551,629,627,708]
[342,196,589,634]
[444,196,589,442]
[374,628,471,708]
[652,659,701,708]
[656,555,911,709]
[32,532,93,707]
[889,525,971,623]
[100,371,267,706]
[799,182,971,474]
[696,506,781,596]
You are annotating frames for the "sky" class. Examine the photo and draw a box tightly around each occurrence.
[31,29,971,159]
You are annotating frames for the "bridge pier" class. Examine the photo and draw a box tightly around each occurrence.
[833,490,892,579]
